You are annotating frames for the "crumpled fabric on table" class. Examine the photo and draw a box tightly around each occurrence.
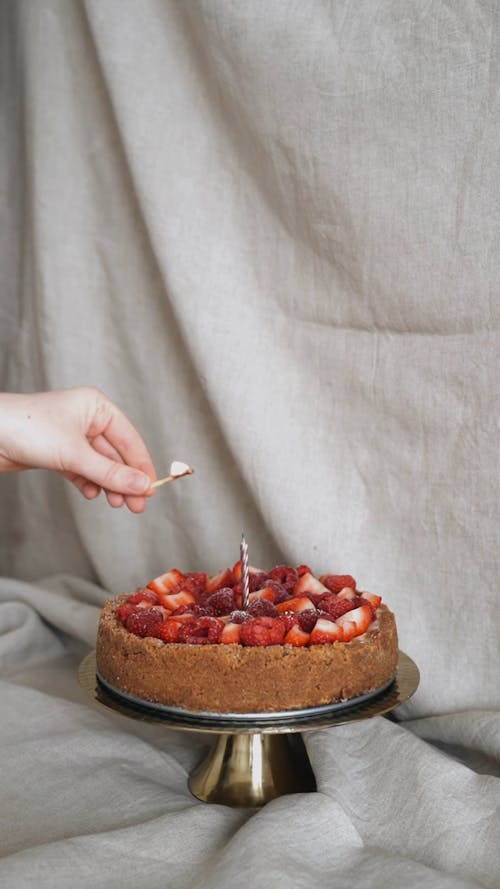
[1,1,499,887]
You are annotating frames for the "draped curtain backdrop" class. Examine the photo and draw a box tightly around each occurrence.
[1,2,499,887]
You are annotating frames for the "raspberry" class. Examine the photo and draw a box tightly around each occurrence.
[181,572,207,595]
[192,604,216,617]
[248,599,278,618]
[153,619,182,643]
[240,617,286,647]
[323,574,356,594]
[229,610,251,624]
[117,603,137,625]
[318,594,359,621]
[248,572,267,592]
[267,565,299,592]
[126,608,164,638]
[261,580,289,604]
[178,616,224,645]
[297,609,319,633]
[127,590,159,605]
[206,587,236,615]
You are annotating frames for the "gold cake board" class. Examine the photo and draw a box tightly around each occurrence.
[79,650,419,808]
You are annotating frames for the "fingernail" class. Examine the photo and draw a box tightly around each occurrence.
[125,472,151,494]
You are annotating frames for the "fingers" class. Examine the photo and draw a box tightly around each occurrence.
[66,443,151,496]
[92,401,157,486]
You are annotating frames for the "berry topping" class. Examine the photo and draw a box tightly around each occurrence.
[276,595,315,614]
[117,603,137,625]
[127,590,159,606]
[240,616,286,647]
[220,622,242,644]
[206,587,236,615]
[284,624,310,647]
[177,617,224,644]
[267,565,299,591]
[180,572,207,595]
[297,609,320,633]
[320,574,357,594]
[248,571,268,592]
[160,590,196,611]
[293,572,329,599]
[148,568,185,595]
[125,608,164,638]
[229,610,251,624]
[206,568,233,594]
[191,604,216,617]
[295,564,313,576]
[336,604,374,641]
[309,618,344,644]
[247,599,279,618]
[317,594,361,621]
[153,619,182,643]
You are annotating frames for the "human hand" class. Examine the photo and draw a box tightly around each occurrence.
[0,387,157,513]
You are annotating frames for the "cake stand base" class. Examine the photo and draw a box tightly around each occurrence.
[79,650,419,808]
[189,731,316,807]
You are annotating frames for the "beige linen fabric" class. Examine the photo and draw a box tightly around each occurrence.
[1,2,499,886]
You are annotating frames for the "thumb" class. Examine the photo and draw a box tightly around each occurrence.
[68,443,151,495]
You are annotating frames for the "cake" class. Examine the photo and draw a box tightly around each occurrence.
[96,562,398,713]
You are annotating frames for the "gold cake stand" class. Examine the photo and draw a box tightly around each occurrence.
[79,650,419,808]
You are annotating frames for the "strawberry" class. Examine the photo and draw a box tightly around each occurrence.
[360,591,382,610]
[338,586,357,601]
[206,587,236,615]
[206,568,233,594]
[125,608,164,638]
[293,573,329,599]
[240,616,286,646]
[248,585,276,603]
[127,590,159,606]
[220,622,242,644]
[159,590,196,611]
[309,618,344,644]
[231,560,243,584]
[178,616,224,644]
[295,564,312,577]
[320,574,356,594]
[148,568,184,595]
[153,619,182,643]
[336,604,374,641]
[276,595,315,614]
[116,603,137,625]
[284,624,310,647]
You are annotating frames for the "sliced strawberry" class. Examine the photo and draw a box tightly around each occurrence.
[295,564,313,577]
[336,604,374,641]
[338,586,357,601]
[319,574,356,594]
[293,573,329,599]
[206,568,233,594]
[153,619,182,643]
[284,624,310,647]
[309,618,344,644]
[220,622,242,644]
[317,594,358,620]
[231,560,242,584]
[360,591,382,610]
[127,590,159,606]
[249,585,276,603]
[148,568,185,595]
[159,590,196,611]
[276,595,315,614]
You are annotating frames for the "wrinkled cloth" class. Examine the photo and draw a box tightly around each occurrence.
[1,1,499,886]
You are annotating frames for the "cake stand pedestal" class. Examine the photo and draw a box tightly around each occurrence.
[79,650,419,808]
